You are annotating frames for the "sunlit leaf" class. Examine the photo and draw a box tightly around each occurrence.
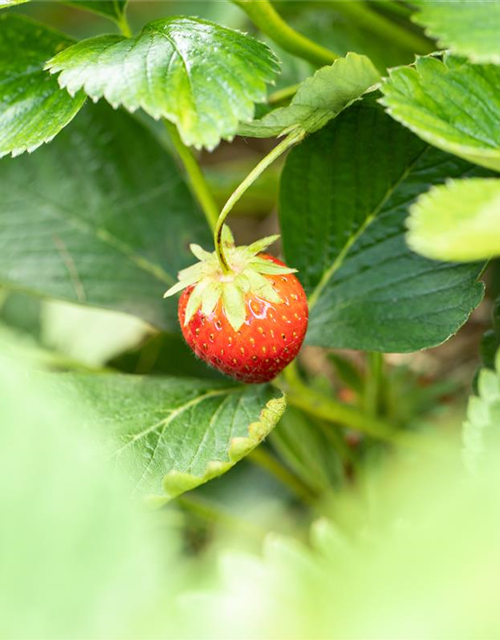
[413,0,500,65]
[380,55,500,172]
[239,53,380,138]
[46,17,280,150]
[407,177,500,262]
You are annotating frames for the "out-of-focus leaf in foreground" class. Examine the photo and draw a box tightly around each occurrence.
[463,350,500,473]
[183,437,500,640]
[0,333,172,639]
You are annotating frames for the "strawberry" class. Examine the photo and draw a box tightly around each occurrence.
[164,228,308,383]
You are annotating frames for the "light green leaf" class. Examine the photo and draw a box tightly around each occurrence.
[239,52,380,138]
[0,14,86,158]
[413,0,500,65]
[463,351,500,473]
[280,97,488,353]
[46,17,280,150]
[380,55,500,172]
[41,300,148,367]
[407,178,500,262]
[0,103,211,331]
[57,373,286,502]
[0,0,29,8]
[0,333,170,639]
[64,0,128,24]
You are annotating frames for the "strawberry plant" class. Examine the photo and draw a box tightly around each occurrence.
[1,1,500,638]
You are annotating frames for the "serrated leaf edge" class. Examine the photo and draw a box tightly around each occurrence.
[145,394,287,506]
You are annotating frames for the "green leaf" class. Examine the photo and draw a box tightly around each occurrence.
[239,53,380,138]
[380,55,500,172]
[0,14,86,158]
[280,97,487,353]
[0,332,169,639]
[57,373,286,502]
[0,103,211,331]
[407,177,500,262]
[463,351,500,473]
[46,17,280,151]
[64,0,128,24]
[0,0,29,8]
[413,0,500,65]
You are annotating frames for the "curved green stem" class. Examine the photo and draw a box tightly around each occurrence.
[233,0,338,67]
[268,83,301,106]
[214,128,306,273]
[165,120,219,231]
[333,1,431,54]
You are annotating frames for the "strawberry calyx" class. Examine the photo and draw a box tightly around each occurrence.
[164,226,297,332]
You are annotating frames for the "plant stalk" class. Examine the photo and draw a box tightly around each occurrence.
[164,120,220,232]
[233,0,339,67]
[214,127,306,273]
[333,1,431,54]
[117,13,132,38]
[249,446,317,504]
[277,365,396,442]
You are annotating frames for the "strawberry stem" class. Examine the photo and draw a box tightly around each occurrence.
[214,128,306,274]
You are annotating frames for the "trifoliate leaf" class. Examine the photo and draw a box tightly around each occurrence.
[46,17,280,150]
[407,178,500,262]
[239,52,380,138]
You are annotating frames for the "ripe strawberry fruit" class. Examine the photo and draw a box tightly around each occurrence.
[164,229,308,383]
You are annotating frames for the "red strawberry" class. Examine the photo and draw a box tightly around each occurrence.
[164,230,308,384]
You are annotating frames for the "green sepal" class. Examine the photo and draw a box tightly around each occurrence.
[164,232,299,332]
[222,282,247,332]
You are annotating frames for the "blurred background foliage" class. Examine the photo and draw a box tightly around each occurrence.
[2,1,500,638]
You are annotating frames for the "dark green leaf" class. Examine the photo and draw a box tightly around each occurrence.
[280,98,487,352]
[46,17,280,150]
[380,55,500,171]
[239,53,380,138]
[64,0,128,24]
[0,103,211,331]
[57,373,286,502]
[413,0,500,65]
[0,14,86,158]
